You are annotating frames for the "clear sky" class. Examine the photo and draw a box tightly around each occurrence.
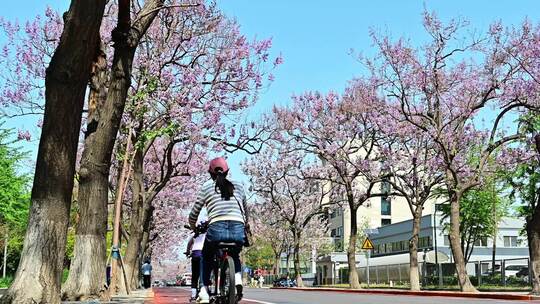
[2,0,540,181]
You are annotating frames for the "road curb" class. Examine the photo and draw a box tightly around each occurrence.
[271,287,540,301]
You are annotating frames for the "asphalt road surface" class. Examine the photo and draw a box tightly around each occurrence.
[150,287,540,304]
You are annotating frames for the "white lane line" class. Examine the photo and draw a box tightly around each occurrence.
[243,298,276,304]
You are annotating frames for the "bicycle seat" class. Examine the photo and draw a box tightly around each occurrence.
[217,242,238,248]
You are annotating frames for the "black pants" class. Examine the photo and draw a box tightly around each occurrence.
[192,255,202,289]
[143,275,151,288]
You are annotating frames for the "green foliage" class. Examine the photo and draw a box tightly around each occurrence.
[0,124,30,229]
[440,179,509,261]
[62,268,69,283]
[0,123,31,277]
[244,237,275,270]
[0,276,13,288]
[507,113,540,221]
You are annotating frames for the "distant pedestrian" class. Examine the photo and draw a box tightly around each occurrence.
[258,275,264,288]
[141,258,153,289]
[250,276,256,287]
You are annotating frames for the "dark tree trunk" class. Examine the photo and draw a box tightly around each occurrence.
[409,207,422,291]
[66,0,165,297]
[273,253,281,275]
[122,148,153,290]
[292,231,303,287]
[0,2,107,303]
[62,42,109,301]
[347,203,361,289]
[448,192,477,292]
[530,134,540,294]
[526,202,540,294]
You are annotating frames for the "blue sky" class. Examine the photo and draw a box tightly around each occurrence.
[2,0,540,181]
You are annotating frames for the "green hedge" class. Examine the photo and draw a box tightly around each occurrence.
[0,277,13,288]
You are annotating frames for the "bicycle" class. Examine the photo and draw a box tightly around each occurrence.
[185,223,239,304]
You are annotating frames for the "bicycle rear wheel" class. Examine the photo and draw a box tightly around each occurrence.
[219,256,236,304]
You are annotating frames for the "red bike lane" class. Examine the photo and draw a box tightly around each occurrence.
[147,287,262,304]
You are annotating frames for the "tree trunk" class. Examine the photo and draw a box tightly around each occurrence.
[448,193,477,292]
[62,42,109,302]
[122,148,153,290]
[492,224,497,276]
[273,254,281,275]
[0,2,107,303]
[409,209,422,291]
[293,232,303,287]
[530,134,540,294]
[526,204,540,295]
[347,205,361,289]
[286,253,291,275]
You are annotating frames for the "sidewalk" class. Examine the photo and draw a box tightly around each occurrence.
[273,286,540,301]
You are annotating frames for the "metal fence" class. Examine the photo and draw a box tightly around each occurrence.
[326,257,531,288]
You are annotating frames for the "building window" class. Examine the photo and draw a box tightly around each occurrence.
[381,180,391,215]
[418,236,432,248]
[381,218,391,226]
[334,239,343,251]
[504,236,518,247]
[381,198,391,216]
[443,235,450,246]
[337,227,343,237]
[474,237,488,247]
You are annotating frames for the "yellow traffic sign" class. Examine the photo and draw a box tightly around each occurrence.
[361,237,374,250]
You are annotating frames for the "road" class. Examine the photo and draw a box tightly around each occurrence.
[150,287,540,304]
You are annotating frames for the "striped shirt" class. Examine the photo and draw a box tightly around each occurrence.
[189,179,247,228]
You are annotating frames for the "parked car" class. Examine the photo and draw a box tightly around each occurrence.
[481,264,527,278]
[273,277,296,287]
[504,265,528,277]
[516,267,529,282]
[179,273,192,286]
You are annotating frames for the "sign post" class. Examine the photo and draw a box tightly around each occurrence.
[361,237,375,288]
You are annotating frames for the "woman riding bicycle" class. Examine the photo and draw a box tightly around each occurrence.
[189,157,248,304]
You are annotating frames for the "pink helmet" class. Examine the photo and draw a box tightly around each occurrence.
[208,157,229,174]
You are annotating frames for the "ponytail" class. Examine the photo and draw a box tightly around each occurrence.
[214,170,235,200]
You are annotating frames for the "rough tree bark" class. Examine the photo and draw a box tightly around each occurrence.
[409,207,422,291]
[0,2,107,303]
[122,148,152,290]
[448,190,477,292]
[526,209,540,295]
[273,255,281,275]
[62,42,109,301]
[65,0,165,298]
[292,231,304,287]
[347,201,361,289]
[528,134,540,295]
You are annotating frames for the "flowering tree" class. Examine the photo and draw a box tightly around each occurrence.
[0,1,107,303]
[248,203,294,275]
[503,22,540,294]
[0,0,278,297]
[374,105,444,291]
[243,147,330,287]
[369,12,540,291]
[505,113,540,294]
[272,85,390,289]
[111,4,277,291]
